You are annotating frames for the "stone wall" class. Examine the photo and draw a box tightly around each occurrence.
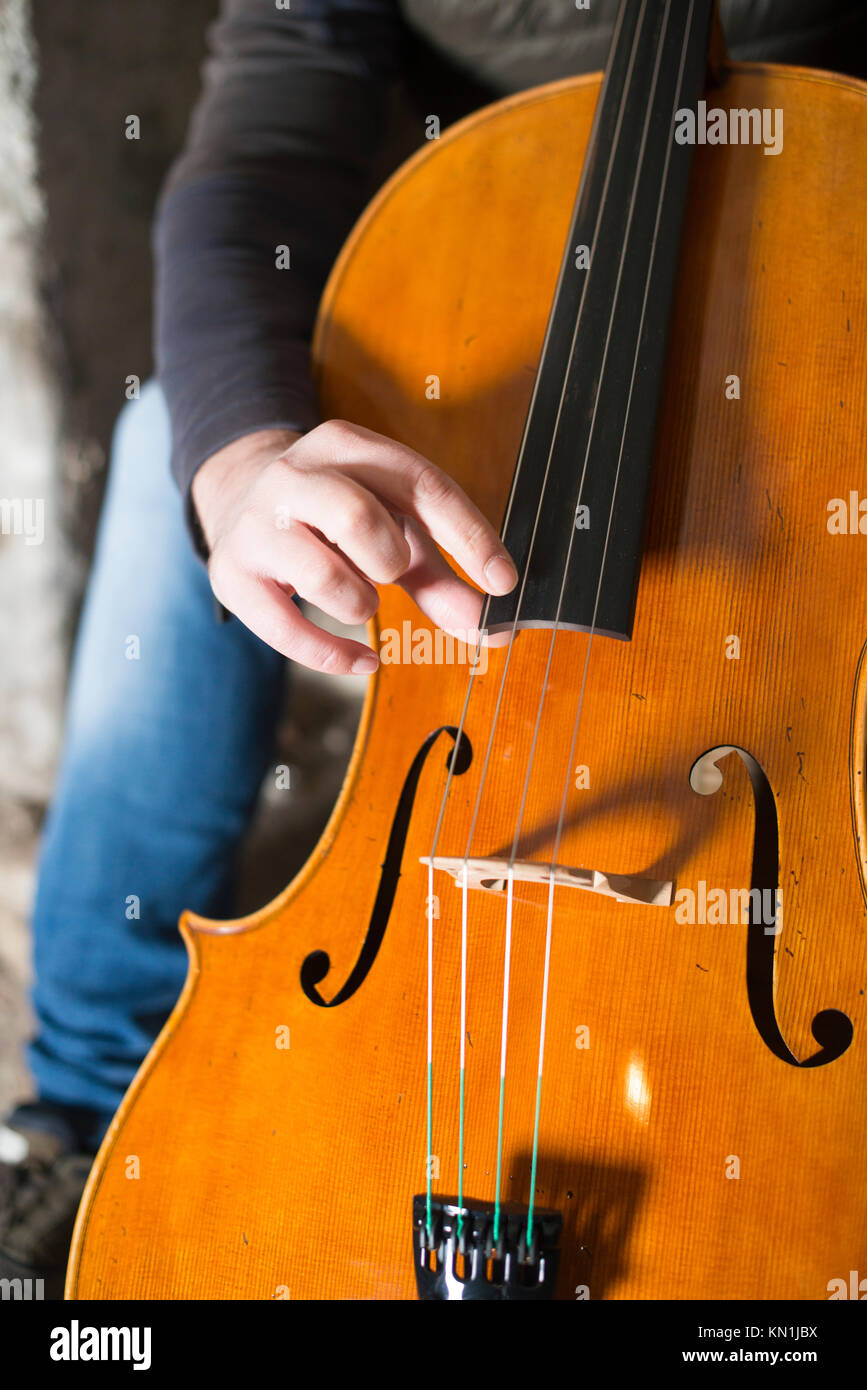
[0,0,58,1115]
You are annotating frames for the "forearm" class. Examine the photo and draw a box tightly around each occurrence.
[152,0,404,553]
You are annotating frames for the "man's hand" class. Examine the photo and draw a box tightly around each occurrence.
[191,420,518,675]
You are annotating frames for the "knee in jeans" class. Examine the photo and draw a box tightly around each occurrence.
[105,380,175,515]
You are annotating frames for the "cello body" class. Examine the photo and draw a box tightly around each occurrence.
[68,63,867,1300]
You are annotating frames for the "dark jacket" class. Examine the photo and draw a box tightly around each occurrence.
[153,0,867,550]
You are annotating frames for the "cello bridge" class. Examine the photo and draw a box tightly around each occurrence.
[420,856,672,907]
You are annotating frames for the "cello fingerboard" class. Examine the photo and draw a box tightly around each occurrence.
[487,0,714,639]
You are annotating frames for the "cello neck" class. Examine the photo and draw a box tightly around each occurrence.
[487,0,716,641]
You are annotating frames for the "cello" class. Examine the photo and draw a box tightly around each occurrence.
[68,0,867,1299]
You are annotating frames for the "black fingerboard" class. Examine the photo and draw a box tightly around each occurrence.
[486,0,714,639]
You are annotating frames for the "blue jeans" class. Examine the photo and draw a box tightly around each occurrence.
[22,381,287,1147]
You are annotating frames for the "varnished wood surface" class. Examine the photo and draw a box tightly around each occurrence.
[68,66,867,1299]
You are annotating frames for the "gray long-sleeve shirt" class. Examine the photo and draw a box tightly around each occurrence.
[153,0,867,552]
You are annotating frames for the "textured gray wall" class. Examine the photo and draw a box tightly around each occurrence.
[0,0,58,1117]
[30,0,219,556]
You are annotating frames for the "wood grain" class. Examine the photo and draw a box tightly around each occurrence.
[68,65,867,1300]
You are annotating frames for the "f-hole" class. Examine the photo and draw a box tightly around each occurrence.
[300,726,473,1007]
[690,745,853,1067]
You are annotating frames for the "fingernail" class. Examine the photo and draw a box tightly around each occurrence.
[484,554,518,594]
[351,651,379,675]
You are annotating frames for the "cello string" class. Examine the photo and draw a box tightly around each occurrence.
[424,620,492,1237]
[522,0,697,1249]
[503,1,672,871]
[515,0,674,1240]
[420,0,633,1238]
[526,869,555,1244]
[455,0,637,872]
[421,0,634,1244]
[492,866,516,1247]
[425,859,434,1234]
[481,0,658,1251]
[457,865,468,1236]
[423,0,632,924]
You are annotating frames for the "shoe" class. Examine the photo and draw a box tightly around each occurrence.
[0,1105,97,1300]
